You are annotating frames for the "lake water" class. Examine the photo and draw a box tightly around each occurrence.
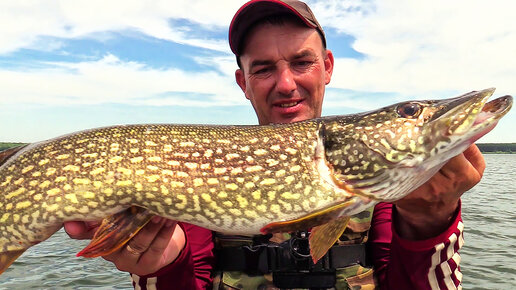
[461,154,516,289]
[0,154,515,289]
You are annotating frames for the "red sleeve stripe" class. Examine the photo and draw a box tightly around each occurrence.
[131,274,158,290]
[428,221,464,290]
[131,274,140,290]
[455,267,463,287]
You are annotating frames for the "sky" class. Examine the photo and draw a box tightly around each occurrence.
[0,0,514,143]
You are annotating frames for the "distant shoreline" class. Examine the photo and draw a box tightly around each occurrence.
[476,143,516,154]
[0,142,26,152]
[2,142,516,154]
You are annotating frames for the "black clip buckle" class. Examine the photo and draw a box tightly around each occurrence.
[270,231,336,288]
[288,231,313,271]
[290,231,311,259]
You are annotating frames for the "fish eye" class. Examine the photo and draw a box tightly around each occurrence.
[397,102,422,118]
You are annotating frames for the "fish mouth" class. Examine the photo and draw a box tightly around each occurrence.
[440,88,513,140]
[467,93,512,142]
[474,94,513,126]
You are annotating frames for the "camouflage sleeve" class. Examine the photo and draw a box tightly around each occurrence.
[369,202,463,290]
[131,223,215,290]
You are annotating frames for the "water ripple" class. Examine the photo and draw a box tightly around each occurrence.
[1,230,132,289]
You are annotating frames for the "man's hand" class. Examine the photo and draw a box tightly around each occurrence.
[64,217,185,276]
[393,144,485,240]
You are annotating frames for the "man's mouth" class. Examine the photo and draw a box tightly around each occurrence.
[275,99,303,108]
[271,99,306,118]
[278,101,300,108]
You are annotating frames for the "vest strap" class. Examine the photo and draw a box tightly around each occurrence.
[214,240,369,273]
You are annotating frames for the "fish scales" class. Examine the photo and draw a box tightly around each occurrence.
[0,121,352,249]
[0,88,512,274]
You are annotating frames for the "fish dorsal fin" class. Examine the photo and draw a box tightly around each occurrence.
[0,144,28,166]
[259,199,355,234]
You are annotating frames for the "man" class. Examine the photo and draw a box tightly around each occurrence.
[65,0,485,288]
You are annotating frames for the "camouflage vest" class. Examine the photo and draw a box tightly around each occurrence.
[212,206,377,290]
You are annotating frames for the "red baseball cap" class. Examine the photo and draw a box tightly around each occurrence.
[229,0,326,56]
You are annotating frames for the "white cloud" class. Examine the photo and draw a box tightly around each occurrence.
[3,0,514,97]
[1,0,514,107]
[0,54,244,106]
[0,0,243,54]
[311,0,516,97]
[0,0,247,110]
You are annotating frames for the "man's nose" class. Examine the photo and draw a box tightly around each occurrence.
[275,66,297,95]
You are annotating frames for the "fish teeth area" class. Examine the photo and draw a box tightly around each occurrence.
[0,123,337,243]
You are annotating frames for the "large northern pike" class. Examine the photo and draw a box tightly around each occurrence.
[0,88,512,274]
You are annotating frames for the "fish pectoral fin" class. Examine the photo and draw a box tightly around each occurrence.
[76,206,153,258]
[309,216,350,263]
[259,200,355,234]
[0,249,26,275]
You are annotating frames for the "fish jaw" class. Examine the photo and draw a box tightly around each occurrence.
[435,88,512,138]
[428,91,513,162]
[465,94,512,141]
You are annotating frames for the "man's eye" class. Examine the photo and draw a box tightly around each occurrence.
[253,67,271,75]
[294,61,312,67]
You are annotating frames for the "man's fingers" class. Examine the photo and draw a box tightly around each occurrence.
[439,145,482,180]
[63,221,86,238]
[103,218,167,268]
[122,218,167,259]
[463,144,486,176]
[63,221,100,240]
[138,221,180,266]
[146,221,178,254]
[102,218,180,275]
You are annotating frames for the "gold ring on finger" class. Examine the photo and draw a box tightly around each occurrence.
[126,244,143,256]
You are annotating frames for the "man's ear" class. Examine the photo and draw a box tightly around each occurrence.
[324,49,335,85]
[235,69,249,99]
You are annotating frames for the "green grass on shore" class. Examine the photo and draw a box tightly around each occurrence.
[0,142,26,151]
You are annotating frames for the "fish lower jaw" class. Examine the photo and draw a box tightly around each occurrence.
[468,121,498,143]
[473,111,492,126]
[461,110,502,143]
[470,95,512,129]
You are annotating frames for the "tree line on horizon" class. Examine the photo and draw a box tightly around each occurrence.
[476,143,516,153]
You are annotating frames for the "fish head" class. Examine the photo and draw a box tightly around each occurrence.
[321,88,512,201]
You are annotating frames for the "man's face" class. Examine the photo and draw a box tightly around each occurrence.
[235,21,334,125]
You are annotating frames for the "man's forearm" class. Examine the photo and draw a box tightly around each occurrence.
[370,202,464,290]
[393,200,460,240]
